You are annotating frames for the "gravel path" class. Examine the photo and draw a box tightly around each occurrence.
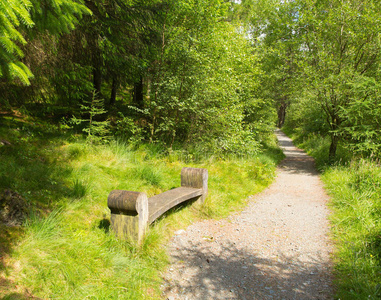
[162,130,334,299]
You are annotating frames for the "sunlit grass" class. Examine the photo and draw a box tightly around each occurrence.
[322,160,381,299]
[0,119,282,299]
[14,208,163,299]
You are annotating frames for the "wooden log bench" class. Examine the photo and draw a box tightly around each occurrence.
[107,167,208,243]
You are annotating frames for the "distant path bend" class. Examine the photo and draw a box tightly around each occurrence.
[162,130,334,299]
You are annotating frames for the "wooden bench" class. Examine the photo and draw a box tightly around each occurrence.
[107,167,208,243]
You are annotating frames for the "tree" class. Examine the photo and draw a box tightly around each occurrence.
[75,0,163,106]
[0,0,34,84]
[299,0,381,160]
[141,0,271,153]
[0,0,90,86]
[239,0,381,160]
[29,0,90,35]
[235,0,303,129]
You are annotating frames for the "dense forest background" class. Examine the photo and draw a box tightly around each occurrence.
[1,0,274,157]
[2,0,381,162]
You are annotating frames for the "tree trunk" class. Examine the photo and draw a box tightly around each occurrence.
[92,64,102,96]
[89,30,102,97]
[133,76,144,109]
[109,78,118,107]
[277,101,287,128]
[329,133,339,163]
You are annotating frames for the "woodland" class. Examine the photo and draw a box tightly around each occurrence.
[1,0,381,160]
[1,0,381,299]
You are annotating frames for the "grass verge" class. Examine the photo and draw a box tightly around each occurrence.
[0,117,283,299]
[323,160,381,299]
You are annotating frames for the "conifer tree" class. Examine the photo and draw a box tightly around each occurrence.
[71,91,110,144]
[29,0,91,35]
[0,0,34,84]
[0,0,90,86]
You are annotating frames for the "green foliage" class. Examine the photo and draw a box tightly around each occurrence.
[71,93,111,144]
[30,0,91,35]
[238,0,303,128]
[340,76,381,158]
[115,113,144,145]
[283,87,329,135]
[1,0,276,157]
[297,0,381,160]
[0,0,34,84]
[323,159,381,299]
[143,1,270,153]
[54,63,94,105]
[240,0,381,161]
[0,0,90,85]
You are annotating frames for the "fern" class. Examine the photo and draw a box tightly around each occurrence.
[8,61,33,85]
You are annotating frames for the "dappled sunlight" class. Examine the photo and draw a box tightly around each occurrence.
[163,239,332,299]
[276,130,319,176]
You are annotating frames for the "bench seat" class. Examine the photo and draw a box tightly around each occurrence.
[148,187,203,224]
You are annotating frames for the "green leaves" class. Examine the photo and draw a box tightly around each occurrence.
[30,0,91,34]
[339,76,381,157]
[0,0,276,156]
[0,0,34,84]
[73,92,111,144]
[0,0,90,85]
[250,0,381,160]
[144,1,267,154]
[302,0,381,159]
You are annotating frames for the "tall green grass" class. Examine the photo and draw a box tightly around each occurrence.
[13,208,164,299]
[323,160,381,299]
[0,118,283,299]
[284,128,381,299]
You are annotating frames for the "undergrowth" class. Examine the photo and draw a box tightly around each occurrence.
[284,127,381,299]
[0,116,283,299]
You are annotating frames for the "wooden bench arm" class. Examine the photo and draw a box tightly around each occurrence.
[108,190,147,215]
[107,191,148,243]
[181,167,208,203]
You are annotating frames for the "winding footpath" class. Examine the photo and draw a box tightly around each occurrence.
[162,130,334,299]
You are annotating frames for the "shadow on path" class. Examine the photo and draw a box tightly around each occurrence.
[163,239,331,300]
[276,130,318,176]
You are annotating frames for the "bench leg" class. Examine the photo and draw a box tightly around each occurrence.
[108,191,148,243]
[181,167,208,204]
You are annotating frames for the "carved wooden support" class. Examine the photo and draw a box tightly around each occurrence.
[108,167,208,242]
[107,190,148,243]
[181,167,208,204]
